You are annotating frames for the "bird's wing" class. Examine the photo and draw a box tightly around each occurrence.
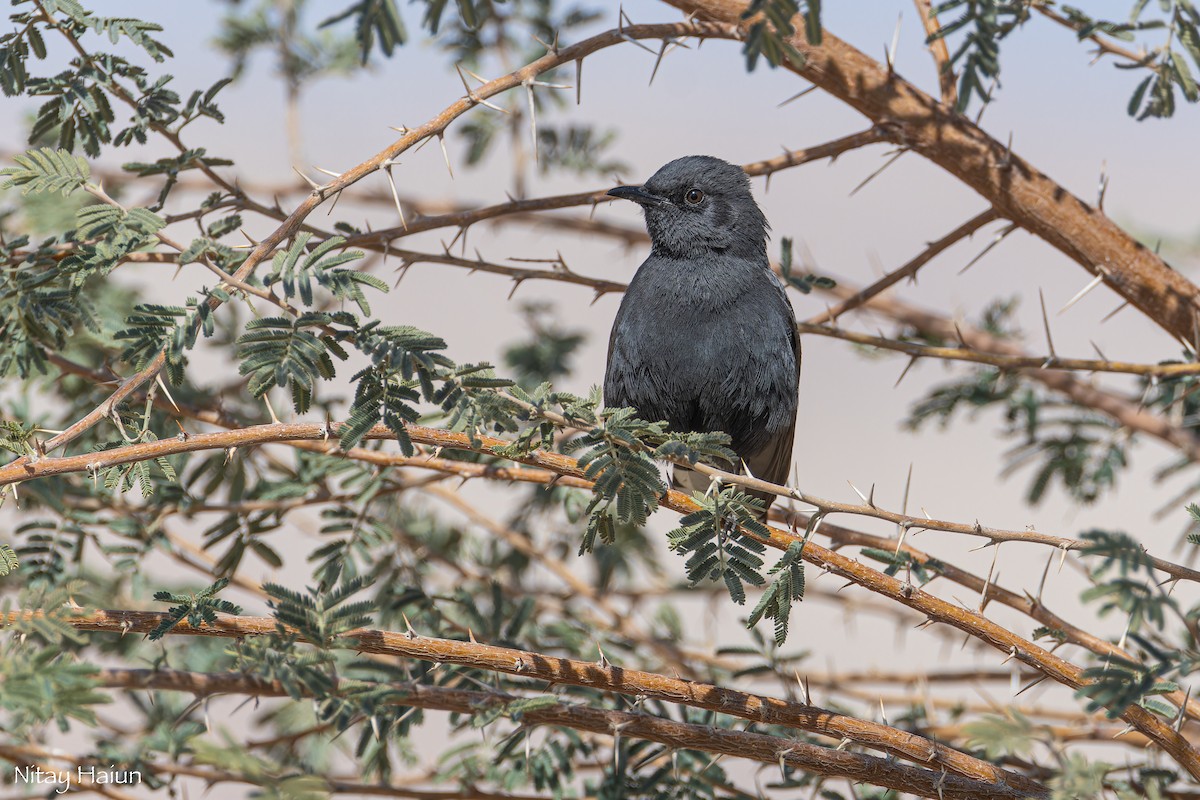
[745,342,800,489]
[746,266,802,494]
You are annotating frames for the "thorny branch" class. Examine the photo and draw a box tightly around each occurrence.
[797,321,1200,378]
[666,0,1200,347]
[0,614,1044,797]
[1,420,1198,776]
[0,19,746,470]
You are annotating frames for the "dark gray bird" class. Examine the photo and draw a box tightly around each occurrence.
[604,155,800,515]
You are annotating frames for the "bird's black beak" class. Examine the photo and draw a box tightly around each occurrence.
[607,185,664,206]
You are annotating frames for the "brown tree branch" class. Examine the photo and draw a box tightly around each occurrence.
[1033,4,1150,64]
[913,0,958,105]
[1,420,1197,775]
[0,19,743,469]
[797,321,1200,377]
[833,285,1200,465]
[808,208,1000,325]
[346,127,887,249]
[56,668,1032,800]
[0,614,1042,795]
[662,0,1200,347]
[773,508,1200,724]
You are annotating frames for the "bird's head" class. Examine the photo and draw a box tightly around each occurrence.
[607,155,769,260]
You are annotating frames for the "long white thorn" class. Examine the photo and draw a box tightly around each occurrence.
[778,85,817,107]
[291,165,323,192]
[437,133,454,179]
[1038,288,1057,359]
[525,82,539,165]
[383,164,407,230]
[1058,273,1105,315]
[886,12,902,73]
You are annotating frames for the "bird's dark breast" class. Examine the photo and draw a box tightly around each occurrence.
[603,255,797,461]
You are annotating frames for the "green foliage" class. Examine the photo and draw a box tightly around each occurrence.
[0,239,100,377]
[341,324,478,452]
[741,0,815,70]
[62,203,166,286]
[100,440,179,498]
[962,708,1036,759]
[0,543,17,576]
[149,577,243,640]
[933,0,1200,118]
[746,539,806,644]
[114,300,211,384]
[1049,753,1109,800]
[1125,3,1200,118]
[264,577,376,648]
[536,125,628,176]
[567,407,668,553]
[1079,529,1172,634]
[470,694,559,728]
[778,236,836,294]
[319,1,407,64]
[0,419,37,459]
[0,147,90,195]
[0,647,110,732]
[237,312,353,413]
[123,147,233,210]
[263,233,384,315]
[1079,529,1153,577]
[666,487,767,606]
[860,547,944,584]
[909,366,1127,505]
[1077,647,1178,718]
[930,1,1031,111]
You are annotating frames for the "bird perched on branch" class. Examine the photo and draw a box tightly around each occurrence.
[604,155,800,516]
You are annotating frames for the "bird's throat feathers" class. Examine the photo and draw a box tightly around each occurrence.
[630,253,767,311]
[643,201,769,261]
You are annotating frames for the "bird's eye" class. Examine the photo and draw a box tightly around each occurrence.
[685,188,704,205]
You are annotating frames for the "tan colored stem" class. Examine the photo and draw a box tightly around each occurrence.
[0,616,1042,796]
[664,0,1200,347]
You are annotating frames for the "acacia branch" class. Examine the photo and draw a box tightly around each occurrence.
[808,209,1000,325]
[797,321,1200,377]
[1,420,1196,774]
[913,0,957,105]
[0,614,1041,796]
[1,19,742,468]
[346,127,887,248]
[774,509,1200,724]
[1033,4,1150,64]
[834,285,1200,465]
[84,671,1027,799]
[664,0,1200,347]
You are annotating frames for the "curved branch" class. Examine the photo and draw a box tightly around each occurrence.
[54,668,1027,800]
[663,0,1200,347]
[797,322,1200,378]
[0,616,1041,796]
[1,19,742,468]
[836,285,1200,465]
[1,419,1197,775]
[346,127,887,248]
